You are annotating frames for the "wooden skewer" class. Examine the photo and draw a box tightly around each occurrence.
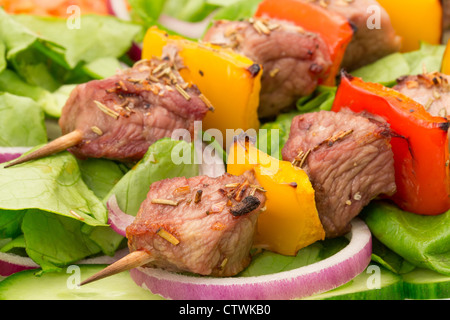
[4,130,84,168]
[80,250,153,286]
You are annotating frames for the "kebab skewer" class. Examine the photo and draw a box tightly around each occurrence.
[80,171,266,286]
[5,50,211,168]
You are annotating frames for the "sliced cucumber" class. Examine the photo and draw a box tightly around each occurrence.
[402,268,450,300]
[304,264,404,300]
[0,265,164,300]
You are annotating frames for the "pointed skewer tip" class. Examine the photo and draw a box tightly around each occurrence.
[4,130,84,168]
[79,250,153,287]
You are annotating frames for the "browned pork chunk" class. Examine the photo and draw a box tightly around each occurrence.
[126,171,266,277]
[203,18,332,119]
[308,0,401,70]
[282,110,396,238]
[394,72,450,119]
[59,56,210,162]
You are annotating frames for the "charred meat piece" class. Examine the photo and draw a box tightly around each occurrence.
[282,110,396,238]
[308,0,401,71]
[59,56,210,162]
[394,72,450,119]
[126,171,266,277]
[203,18,332,119]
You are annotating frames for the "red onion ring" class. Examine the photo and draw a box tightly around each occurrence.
[0,252,39,277]
[130,219,372,300]
[0,147,32,164]
[157,14,213,39]
[106,194,135,237]
[106,0,131,21]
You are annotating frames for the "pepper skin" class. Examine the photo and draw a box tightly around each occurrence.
[142,27,262,143]
[332,73,450,215]
[227,136,325,256]
[377,0,442,52]
[255,0,354,86]
[441,39,450,75]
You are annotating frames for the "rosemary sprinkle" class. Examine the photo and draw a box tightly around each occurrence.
[91,126,103,136]
[94,100,119,119]
[156,228,180,245]
[151,198,179,206]
[175,84,191,101]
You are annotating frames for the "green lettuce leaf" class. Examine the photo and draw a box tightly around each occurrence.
[41,84,77,118]
[0,209,25,239]
[351,43,446,87]
[0,151,108,226]
[0,68,76,118]
[211,0,262,22]
[21,210,103,273]
[257,86,336,159]
[128,0,167,25]
[351,53,410,87]
[0,234,26,254]
[82,57,124,80]
[78,159,128,200]
[402,43,446,75]
[162,0,219,22]
[0,40,6,74]
[0,93,47,147]
[362,202,450,276]
[370,238,416,274]
[105,138,199,216]
[257,111,298,160]
[0,7,139,118]
[0,69,46,101]
[12,13,142,70]
[0,152,130,271]
[0,7,141,93]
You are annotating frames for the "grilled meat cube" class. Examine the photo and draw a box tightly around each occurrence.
[394,72,450,119]
[59,57,210,162]
[282,110,396,238]
[126,171,266,277]
[308,0,401,71]
[394,72,450,150]
[203,18,332,119]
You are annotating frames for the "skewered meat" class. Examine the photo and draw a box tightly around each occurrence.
[394,72,450,150]
[126,171,266,277]
[394,72,450,119]
[203,18,332,119]
[282,109,396,238]
[5,54,211,168]
[307,0,401,71]
[59,56,210,162]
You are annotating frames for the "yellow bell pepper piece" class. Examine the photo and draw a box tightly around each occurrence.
[441,40,450,75]
[142,27,262,141]
[377,0,442,52]
[227,137,325,256]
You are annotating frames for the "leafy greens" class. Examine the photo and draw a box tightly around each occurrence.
[351,42,446,87]
[0,139,199,273]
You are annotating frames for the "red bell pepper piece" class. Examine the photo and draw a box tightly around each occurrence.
[255,0,354,86]
[332,73,450,215]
